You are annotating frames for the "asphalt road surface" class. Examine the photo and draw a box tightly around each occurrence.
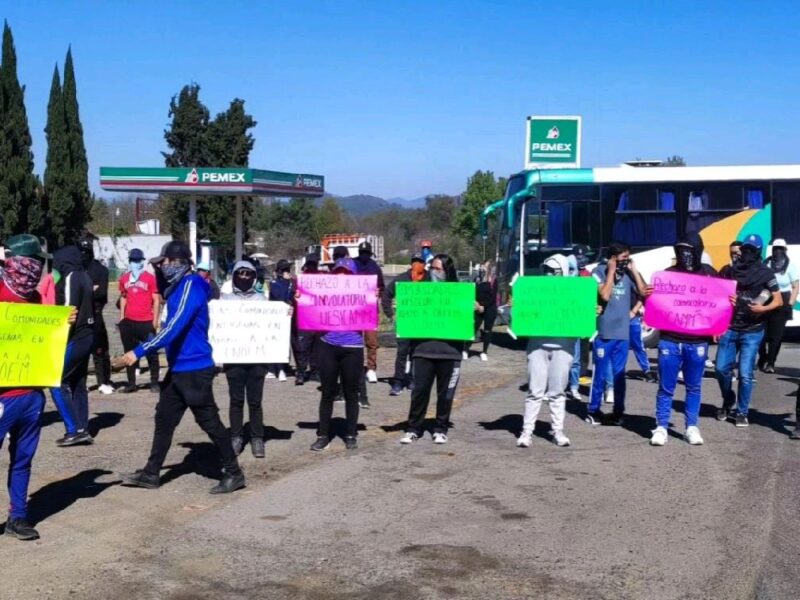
[1,336,799,600]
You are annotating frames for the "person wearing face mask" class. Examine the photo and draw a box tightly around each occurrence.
[719,241,743,279]
[715,234,782,427]
[117,249,161,394]
[757,239,798,373]
[78,236,114,395]
[354,241,385,384]
[268,259,295,382]
[586,241,652,426]
[516,254,575,448]
[650,233,719,446]
[222,261,269,458]
[196,262,220,300]
[115,241,245,494]
[293,254,321,385]
[384,254,429,395]
[566,245,592,401]
[463,260,498,362]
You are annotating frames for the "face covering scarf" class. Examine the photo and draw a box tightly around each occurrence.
[675,247,697,272]
[158,263,190,298]
[233,272,255,293]
[429,269,446,282]
[769,249,789,274]
[411,263,426,282]
[2,256,43,298]
[129,260,145,283]
[732,246,765,288]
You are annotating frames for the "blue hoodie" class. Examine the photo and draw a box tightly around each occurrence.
[133,273,214,372]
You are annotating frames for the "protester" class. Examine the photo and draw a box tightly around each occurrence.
[354,241,385,383]
[586,241,651,426]
[78,236,113,395]
[384,254,428,395]
[117,248,161,393]
[420,240,434,267]
[117,241,245,494]
[628,289,656,382]
[268,259,294,382]
[517,254,574,448]
[308,256,363,451]
[0,235,75,540]
[567,244,592,401]
[757,239,798,373]
[463,260,497,362]
[293,253,321,385]
[715,234,783,427]
[719,241,743,279]
[222,261,270,458]
[400,253,462,444]
[650,233,719,446]
[196,262,220,300]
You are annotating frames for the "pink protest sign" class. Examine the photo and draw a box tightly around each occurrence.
[644,270,736,336]
[297,274,378,331]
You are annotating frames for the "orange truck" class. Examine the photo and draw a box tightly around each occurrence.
[308,234,385,266]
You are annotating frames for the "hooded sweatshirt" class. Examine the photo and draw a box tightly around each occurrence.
[222,260,267,302]
[54,246,95,342]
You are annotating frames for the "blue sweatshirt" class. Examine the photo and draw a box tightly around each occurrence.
[134,273,214,372]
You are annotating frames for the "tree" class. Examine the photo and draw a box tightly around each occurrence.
[0,21,38,240]
[62,47,92,236]
[313,197,349,238]
[453,170,503,242]
[663,155,686,167]
[44,64,71,246]
[424,194,458,231]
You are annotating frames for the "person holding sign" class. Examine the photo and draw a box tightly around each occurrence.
[649,233,720,446]
[115,241,245,494]
[757,239,798,373]
[586,242,651,427]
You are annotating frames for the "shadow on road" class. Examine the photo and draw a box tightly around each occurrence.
[748,409,795,437]
[160,442,223,485]
[88,411,124,438]
[379,419,453,435]
[27,469,118,525]
[296,419,367,437]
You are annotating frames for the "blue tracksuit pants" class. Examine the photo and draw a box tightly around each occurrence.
[629,316,650,373]
[589,338,629,414]
[655,340,707,428]
[0,391,45,519]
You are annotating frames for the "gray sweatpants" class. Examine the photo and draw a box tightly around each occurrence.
[523,341,574,435]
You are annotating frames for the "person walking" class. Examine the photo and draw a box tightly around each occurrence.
[268,259,295,382]
[516,254,574,448]
[117,248,161,394]
[78,236,114,395]
[757,239,798,373]
[715,234,783,427]
[354,241,385,383]
[222,261,269,458]
[293,253,321,385]
[117,241,245,494]
[463,260,498,362]
[400,254,463,445]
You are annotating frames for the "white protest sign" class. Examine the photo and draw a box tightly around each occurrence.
[208,300,291,364]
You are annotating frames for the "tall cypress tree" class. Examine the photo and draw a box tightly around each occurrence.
[44,64,72,246]
[62,47,91,238]
[0,21,38,240]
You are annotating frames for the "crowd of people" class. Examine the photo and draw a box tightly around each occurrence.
[0,229,797,542]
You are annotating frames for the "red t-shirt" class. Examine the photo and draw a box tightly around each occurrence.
[0,281,42,398]
[119,271,157,322]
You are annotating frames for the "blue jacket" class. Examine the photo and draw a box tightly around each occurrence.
[134,273,214,372]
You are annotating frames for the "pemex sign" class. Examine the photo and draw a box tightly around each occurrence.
[525,116,582,169]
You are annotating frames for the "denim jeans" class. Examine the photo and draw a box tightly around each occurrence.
[656,340,707,428]
[714,329,765,417]
[569,338,581,390]
[629,316,650,373]
[589,338,629,414]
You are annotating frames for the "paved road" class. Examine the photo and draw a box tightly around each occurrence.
[1,338,799,599]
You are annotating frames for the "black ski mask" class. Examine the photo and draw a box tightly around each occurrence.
[769,247,789,274]
[673,232,704,273]
[78,239,94,268]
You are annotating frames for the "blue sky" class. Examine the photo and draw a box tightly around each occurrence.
[4,1,800,199]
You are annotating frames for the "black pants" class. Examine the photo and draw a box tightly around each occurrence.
[393,338,413,384]
[144,368,239,477]
[758,294,791,368]
[293,331,318,375]
[317,341,362,438]
[119,319,160,385]
[407,357,460,435]
[225,364,267,439]
[465,306,497,354]
[92,312,112,385]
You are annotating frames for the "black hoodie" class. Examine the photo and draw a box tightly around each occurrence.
[54,246,95,341]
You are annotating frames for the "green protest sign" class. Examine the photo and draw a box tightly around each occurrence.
[511,276,596,337]
[395,282,475,340]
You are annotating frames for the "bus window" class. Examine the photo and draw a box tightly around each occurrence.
[505,175,527,199]
[772,182,800,243]
[610,185,677,247]
[686,182,768,234]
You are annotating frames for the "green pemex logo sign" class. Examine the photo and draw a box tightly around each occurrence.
[525,116,582,169]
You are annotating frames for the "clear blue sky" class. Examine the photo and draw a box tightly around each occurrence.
[4,0,800,199]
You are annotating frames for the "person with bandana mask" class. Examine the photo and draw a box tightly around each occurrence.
[650,233,719,446]
[384,253,429,395]
[117,248,161,394]
[757,239,798,373]
[0,235,76,540]
[719,241,743,279]
[715,234,782,427]
[354,241,385,384]
[221,260,270,458]
[77,236,114,395]
[586,241,652,426]
[115,240,245,494]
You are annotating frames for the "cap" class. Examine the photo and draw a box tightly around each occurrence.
[276,259,292,272]
[128,248,145,261]
[741,234,764,250]
[150,240,193,265]
[5,234,51,260]
[571,244,589,256]
[332,257,357,273]
[196,261,211,272]
[332,245,349,260]
[772,238,787,249]
[358,241,373,255]
[420,240,433,248]
[411,253,425,264]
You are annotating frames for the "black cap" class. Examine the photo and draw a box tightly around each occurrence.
[129,248,145,261]
[332,245,349,260]
[572,244,589,257]
[411,253,425,264]
[276,259,292,272]
[150,240,193,265]
[358,241,373,255]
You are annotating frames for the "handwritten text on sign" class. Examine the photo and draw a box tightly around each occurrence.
[511,276,597,337]
[644,270,736,336]
[0,302,71,387]
[208,300,291,364]
[297,274,378,331]
[395,282,475,340]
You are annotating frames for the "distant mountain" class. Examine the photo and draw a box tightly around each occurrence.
[387,196,428,209]
[318,193,447,216]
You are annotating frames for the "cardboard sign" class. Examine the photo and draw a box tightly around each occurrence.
[395,282,475,340]
[297,274,378,331]
[644,270,736,336]
[511,276,597,338]
[208,300,291,364]
[0,303,72,387]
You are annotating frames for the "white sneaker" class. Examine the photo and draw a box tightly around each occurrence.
[516,432,532,448]
[266,371,276,379]
[677,370,684,383]
[552,430,571,447]
[278,370,287,382]
[479,353,488,362]
[650,426,668,446]
[569,387,582,401]
[366,369,378,384]
[98,384,114,395]
[604,388,614,404]
[399,432,419,445]
[705,359,714,369]
[432,432,448,444]
[462,351,469,361]
[685,426,704,445]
